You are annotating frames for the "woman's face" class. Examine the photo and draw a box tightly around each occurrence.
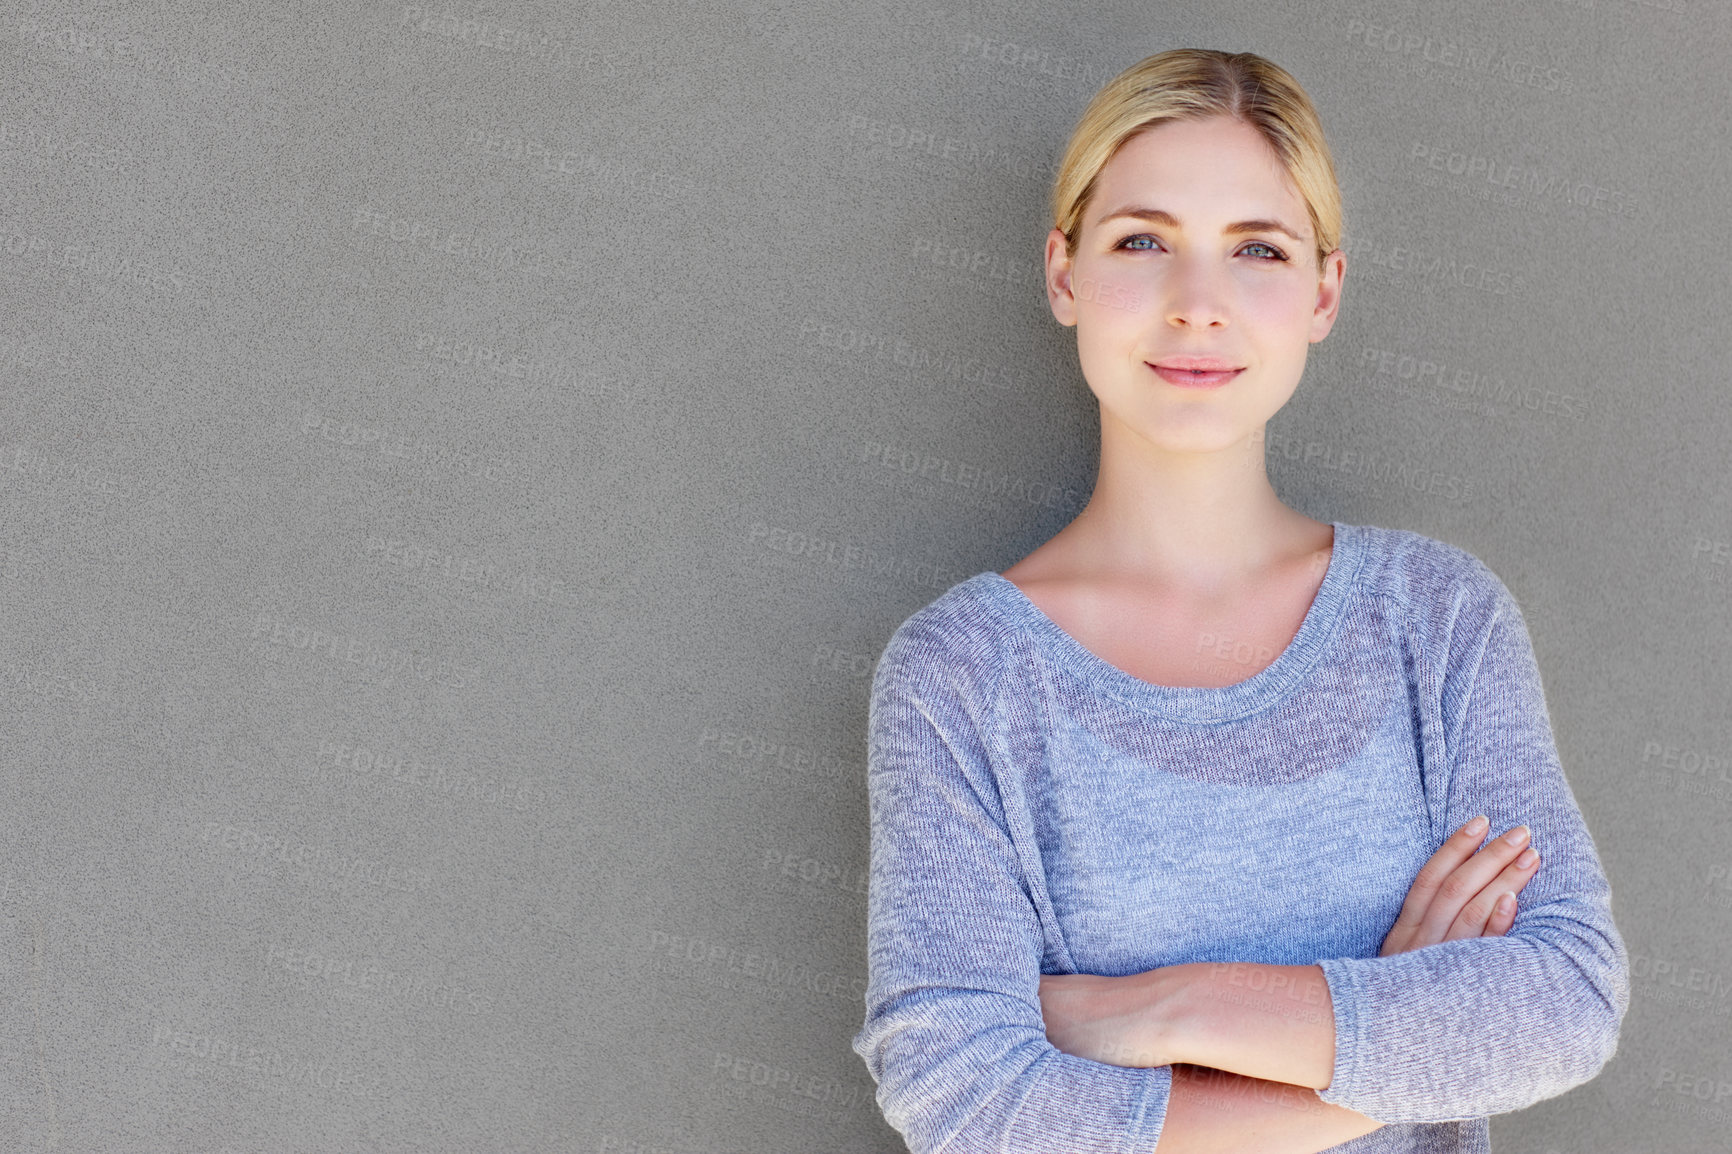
[1045,115,1345,456]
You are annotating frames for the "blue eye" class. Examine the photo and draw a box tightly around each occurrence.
[1115,234,1289,262]
[1241,240,1288,261]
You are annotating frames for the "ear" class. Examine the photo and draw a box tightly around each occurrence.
[1308,247,1346,343]
[1046,228,1078,327]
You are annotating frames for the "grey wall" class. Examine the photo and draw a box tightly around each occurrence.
[1,1,1727,1151]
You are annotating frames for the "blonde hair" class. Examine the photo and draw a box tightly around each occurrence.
[1051,49,1343,273]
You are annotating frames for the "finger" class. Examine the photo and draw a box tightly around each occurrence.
[1482,891,1517,936]
[1414,825,1533,943]
[1381,816,1491,954]
[1444,846,1541,942]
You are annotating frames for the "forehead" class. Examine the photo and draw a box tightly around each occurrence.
[1090,117,1305,221]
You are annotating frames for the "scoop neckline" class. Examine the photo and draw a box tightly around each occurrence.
[976,521,1363,723]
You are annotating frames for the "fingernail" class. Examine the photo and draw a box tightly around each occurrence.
[1503,825,1530,847]
[1467,815,1488,835]
[1516,847,1538,867]
[1496,892,1515,914]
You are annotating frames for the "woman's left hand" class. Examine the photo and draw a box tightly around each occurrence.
[1037,969,1181,1067]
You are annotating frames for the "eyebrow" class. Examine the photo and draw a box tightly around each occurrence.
[1096,206,1307,242]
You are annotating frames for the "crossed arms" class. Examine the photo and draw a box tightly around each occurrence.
[1033,809,1560,1152]
[1035,960,1379,1154]
[852,587,1628,1154]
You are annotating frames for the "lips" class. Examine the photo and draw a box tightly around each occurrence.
[1149,362,1243,388]
[1151,357,1242,371]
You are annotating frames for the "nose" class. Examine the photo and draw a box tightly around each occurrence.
[1162,257,1231,329]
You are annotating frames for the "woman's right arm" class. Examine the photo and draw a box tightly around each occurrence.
[853,618,1377,1154]
[850,634,1172,1152]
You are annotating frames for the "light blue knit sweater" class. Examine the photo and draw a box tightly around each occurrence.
[850,521,1628,1153]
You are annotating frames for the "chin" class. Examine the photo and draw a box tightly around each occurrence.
[1110,411,1260,453]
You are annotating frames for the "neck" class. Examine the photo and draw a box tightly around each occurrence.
[1060,414,1322,593]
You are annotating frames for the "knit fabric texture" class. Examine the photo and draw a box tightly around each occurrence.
[850,521,1628,1153]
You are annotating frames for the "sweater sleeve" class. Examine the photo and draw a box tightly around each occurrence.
[1315,571,1631,1123]
[849,622,1173,1154]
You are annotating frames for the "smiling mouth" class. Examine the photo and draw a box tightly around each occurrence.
[1148,363,1244,388]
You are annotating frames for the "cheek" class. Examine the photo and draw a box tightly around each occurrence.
[1071,268,1150,320]
[1240,277,1315,330]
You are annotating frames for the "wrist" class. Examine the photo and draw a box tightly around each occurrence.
[1086,964,1199,1069]
[1174,962,1337,1088]
[1139,962,1206,1067]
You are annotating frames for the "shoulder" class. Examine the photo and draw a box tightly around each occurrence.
[1347,523,1530,678]
[1349,522,1519,621]
[872,573,1012,707]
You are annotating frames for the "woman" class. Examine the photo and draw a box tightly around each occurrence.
[850,49,1628,1154]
